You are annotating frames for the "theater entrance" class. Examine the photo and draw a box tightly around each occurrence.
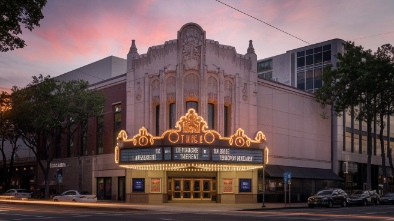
[168,177,216,201]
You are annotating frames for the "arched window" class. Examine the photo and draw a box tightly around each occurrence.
[186,101,198,112]
[169,103,176,129]
[208,103,214,129]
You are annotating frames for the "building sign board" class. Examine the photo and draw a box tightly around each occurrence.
[115,109,268,171]
[120,146,263,164]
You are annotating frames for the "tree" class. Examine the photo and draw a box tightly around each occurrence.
[0,91,20,191]
[0,0,47,52]
[315,41,376,190]
[374,44,394,193]
[11,75,105,198]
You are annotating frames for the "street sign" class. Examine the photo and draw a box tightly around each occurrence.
[284,172,288,183]
[284,172,292,184]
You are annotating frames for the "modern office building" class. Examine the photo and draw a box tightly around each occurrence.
[257,39,394,193]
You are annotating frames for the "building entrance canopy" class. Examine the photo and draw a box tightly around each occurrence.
[114,109,268,171]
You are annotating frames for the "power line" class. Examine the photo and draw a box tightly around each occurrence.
[215,0,310,45]
[352,31,394,41]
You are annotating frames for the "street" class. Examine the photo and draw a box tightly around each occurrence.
[1,202,394,221]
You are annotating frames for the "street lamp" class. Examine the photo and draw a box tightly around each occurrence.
[262,147,268,207]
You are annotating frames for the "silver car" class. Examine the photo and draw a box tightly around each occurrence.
[53,190,97,202]
[2,189,31,199]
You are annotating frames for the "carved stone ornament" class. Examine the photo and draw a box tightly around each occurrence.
[182,26,203,71]
[136,82,142,101]
[184,73,199,101]
[151,79,160,105]
[207,76,218,103]
[242,83,248,101]
[166,76,176,102]
[224,80,233,105]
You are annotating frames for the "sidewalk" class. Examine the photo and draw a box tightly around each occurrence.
[0,199,307,212]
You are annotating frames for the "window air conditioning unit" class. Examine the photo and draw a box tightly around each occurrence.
[271,77,278,81]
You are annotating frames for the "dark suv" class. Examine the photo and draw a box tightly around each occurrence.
[308,188,348,208]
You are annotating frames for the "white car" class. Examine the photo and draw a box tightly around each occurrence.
[2,189,31,199]
[53,190,97,202]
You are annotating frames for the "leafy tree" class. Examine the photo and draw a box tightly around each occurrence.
[315,42,376,190]
[374,44,394,193]
[11,75,105,198]
[0,91,20,191]
[0,0,47,52]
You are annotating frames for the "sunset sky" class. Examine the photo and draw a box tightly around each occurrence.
[0,0,393,92]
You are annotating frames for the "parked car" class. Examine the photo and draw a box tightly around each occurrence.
[347,190,372,206]
[53,190,97,202]
[2,189,31,199]
[308,188,348,208]
[380,192,394,204]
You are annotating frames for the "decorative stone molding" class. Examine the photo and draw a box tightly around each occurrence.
[151,79,160,105]
[166,76,176,102]
[242,83,248,101]
[181,26,203,71]
[224,80,233,106]
[135,82,142,101]
[207,76,218,103]
[184,73,199,101]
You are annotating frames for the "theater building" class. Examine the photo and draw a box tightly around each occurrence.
[41,22,342,203]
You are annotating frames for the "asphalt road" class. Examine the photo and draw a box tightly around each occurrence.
[1,203,394,221]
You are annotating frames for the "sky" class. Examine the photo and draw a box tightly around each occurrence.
[1,0,393,92]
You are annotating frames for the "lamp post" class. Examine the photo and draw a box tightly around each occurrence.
[262,147,268,207]
[262,162,266,207]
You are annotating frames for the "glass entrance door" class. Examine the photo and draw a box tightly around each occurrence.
[168,178,215,201]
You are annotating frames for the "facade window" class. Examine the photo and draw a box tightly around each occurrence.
[257,59,272,72]
[306,69,313,91]
[323,50,331,62]
[314,52,322,64]
[295,44,332,92]
[97,115,104,155]
[257,72,272,80]
[323,44,331,51]
[113,104,122,147]
[208,103,214,129]
[297,71,305,90]
[306,54,313,66]
[155,105,160,136]
[314,46,322,53]
[224,105,230,137]
[186,101,198,112]
[314,68,322,89]
[297,56,305,68]
[169,103,176,129]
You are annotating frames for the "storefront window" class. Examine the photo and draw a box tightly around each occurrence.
[97,177,112,200]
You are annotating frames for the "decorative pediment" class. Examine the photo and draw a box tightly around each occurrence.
[116,108,266,148]
[176,108,206,133]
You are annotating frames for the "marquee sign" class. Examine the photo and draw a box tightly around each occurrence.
[115,108,268,171]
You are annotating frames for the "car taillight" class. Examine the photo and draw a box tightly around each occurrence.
[93,196,97,199]
[15,193,18,196]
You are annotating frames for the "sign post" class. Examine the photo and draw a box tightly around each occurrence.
[284,172,288,207]
[283,172,292,207]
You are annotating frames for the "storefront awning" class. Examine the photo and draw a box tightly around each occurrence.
[264,165,343,181]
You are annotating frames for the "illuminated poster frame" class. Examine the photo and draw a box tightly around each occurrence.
[223,179,233,193]
[132,178,145,192]
[150,178,161,193]
[239,179,252,192]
